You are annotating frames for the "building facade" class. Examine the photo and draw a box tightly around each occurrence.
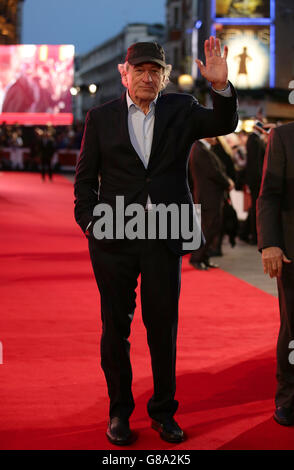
[74,23,165,120]
[0,0,24,44]
[165,0,202,83]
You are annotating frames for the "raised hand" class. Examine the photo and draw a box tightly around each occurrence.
[195,36,228,91]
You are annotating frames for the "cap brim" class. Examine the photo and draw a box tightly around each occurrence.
[128,56,166,68]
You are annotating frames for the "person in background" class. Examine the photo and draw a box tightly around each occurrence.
[211,136,238,254]
[9,128,23,170]
[257,122,294,426]
[244,121,266,244]
[40,129,55,181]
[189,138,235,270]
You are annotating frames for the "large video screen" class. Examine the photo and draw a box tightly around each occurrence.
[217,25,270,88]
[0,45,74,125]
[215,0,270,18]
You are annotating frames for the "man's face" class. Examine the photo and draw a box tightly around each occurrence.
[126,62,164,102]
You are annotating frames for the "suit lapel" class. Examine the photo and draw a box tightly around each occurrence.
[148,95,173,169]
[114,92,148,170]
[118,92,137,155]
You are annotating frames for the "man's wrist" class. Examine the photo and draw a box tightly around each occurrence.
[211,81,229,92]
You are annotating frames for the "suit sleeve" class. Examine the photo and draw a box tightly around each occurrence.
[187,82,238,141]
[256,128,285,251]
[74,110,101,233]
[209,154,231,189]
[246,135,265,186]
[193,146,230,190]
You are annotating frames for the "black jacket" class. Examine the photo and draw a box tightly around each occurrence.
[257,122,294,260]
[189,140,230,210]
[245,132,266,193]
[74,86,238,255]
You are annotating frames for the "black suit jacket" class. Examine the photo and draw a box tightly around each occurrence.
[189,141,230,210]
[257,122,294,260]
[74,86,238,255]
[245,132,266,194]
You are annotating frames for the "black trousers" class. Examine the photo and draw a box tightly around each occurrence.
[248,185,259,243]
[190,204,223,263]
[88,235,182,421]
[276,263,294,408]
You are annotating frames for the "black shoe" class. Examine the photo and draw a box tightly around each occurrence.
[106,417,136,445]
[204,259,219,268]
[273,406,294,426]
[151,418,185,443]
[189,261,209,271]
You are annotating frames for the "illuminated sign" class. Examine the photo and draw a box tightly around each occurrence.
[0,45,74,125]
[215,0,270,19]
[217,25,270,88]
[211,0,275,87]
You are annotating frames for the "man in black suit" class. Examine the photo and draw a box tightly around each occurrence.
[74,38,238,445]
[189,138,234,270]
[257,122,294,426]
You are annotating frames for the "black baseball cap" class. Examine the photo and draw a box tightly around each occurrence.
[125,42,166,68]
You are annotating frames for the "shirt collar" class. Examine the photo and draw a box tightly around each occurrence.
[200,139,211,150]
[126,91,158,112]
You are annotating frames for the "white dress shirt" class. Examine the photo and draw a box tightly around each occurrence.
[126,91,157,209]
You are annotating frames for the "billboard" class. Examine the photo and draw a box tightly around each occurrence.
[215,0,270,18]
[0,45,74,125]
[216,25,270,88]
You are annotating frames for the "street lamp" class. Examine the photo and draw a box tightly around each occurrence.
[178,74,194,93]
[70,86,79,96]
[89,84,97,94]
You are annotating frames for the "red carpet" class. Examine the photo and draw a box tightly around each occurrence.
[0,171,293,450]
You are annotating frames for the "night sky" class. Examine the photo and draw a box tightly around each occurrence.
[22,0,166,55]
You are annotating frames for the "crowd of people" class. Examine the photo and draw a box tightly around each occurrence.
[187,117,279,268]
[0,122,83,178]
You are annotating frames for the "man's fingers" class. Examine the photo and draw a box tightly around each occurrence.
[264,255,292,278]
[262,248,289,278]
[283,255,292,263]
[195,59,204,72]
[277,259,283,278]
[269,261,276,278]
[263,258,281,278]
[215,38,222,56]
[204,36,228,59]
[204,39,211,58]
[269,263,278,278]
[223,45,228,60]
[210,36,215,54]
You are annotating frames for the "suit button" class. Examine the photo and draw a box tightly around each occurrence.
[146,177,152,183]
